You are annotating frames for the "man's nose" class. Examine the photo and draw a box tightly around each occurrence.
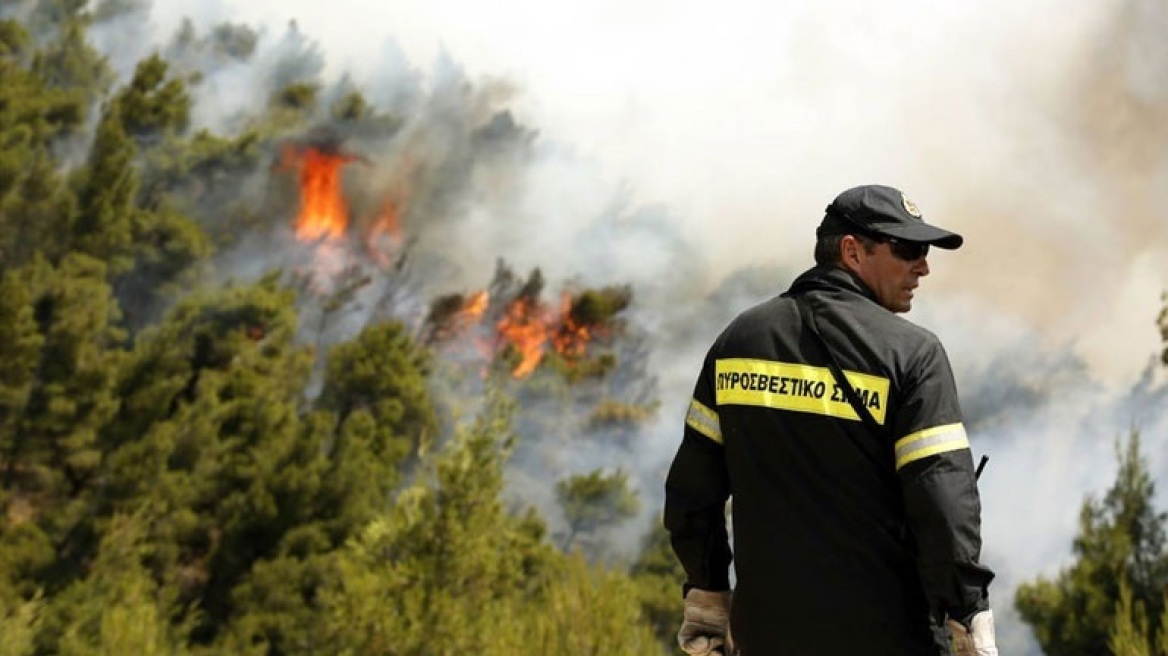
[913,257,930,276]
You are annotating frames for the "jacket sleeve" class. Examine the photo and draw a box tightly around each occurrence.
[663,349,732,594]
[893,336,995,623]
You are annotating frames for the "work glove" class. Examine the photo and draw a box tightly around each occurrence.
[947,610,998,656]
[677,588,732,655]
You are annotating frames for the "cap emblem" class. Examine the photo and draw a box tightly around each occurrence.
[901,192,922,218]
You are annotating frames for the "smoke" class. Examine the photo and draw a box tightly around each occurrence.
[45,0,1168,652]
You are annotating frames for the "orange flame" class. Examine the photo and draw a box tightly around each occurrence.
[492,293,597,378]
[461,290,490,321]
[433,290,602,379]
[285,146,355,242]
[496,297,551,378]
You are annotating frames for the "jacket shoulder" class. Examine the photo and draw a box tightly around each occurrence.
[879,311,944,353]
[716,294,792,342]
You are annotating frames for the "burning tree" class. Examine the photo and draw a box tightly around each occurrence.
[421,261,635,384]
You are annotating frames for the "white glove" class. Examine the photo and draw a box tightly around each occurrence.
[947,610,998,656]
[677,589,732,655]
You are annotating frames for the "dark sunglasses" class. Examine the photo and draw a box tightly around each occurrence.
[881,237,929,262]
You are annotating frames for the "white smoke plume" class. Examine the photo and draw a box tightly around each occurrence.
[45,0,1168,652]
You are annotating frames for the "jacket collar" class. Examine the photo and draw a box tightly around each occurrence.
[784,264,878,304]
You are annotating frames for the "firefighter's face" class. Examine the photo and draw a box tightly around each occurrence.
[842,235,930,313]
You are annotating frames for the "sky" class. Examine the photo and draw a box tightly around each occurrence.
[101,0,1168,651]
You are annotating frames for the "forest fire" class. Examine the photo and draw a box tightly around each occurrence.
[425,287,617,379]
[283,145,356,242]
[281,139,620,380]
[496,296,553,378]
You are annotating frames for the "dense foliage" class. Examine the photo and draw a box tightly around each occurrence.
[0,4,683,654]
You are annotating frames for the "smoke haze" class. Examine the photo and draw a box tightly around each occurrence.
[59,0,1168,652]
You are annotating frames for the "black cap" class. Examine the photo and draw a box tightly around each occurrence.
[817,184,963,250]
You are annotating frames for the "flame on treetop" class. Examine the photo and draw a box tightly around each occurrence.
[283,145,356,243]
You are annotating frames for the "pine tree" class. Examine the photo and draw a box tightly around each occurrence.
[0,270,44,476]
[73,102,138,275]
[556,468,640,553]
[1111,577,1154,656]
[94,274,314,643]
[1016,431,1168,655]
[38,513,192,656]
[213,319,439,654]
[29,5,114,109]
[0,20,84,270]
[1,255,124,561]
[114,53,190,140]
[315,388,658,656]
[0,150,79,271]
[317,320,436,465]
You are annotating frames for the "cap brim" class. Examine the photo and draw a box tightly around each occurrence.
[873,222,963,250]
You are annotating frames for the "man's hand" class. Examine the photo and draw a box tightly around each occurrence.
[678,589,732,655]
[947,610,998,656]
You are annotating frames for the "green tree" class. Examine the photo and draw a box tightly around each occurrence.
[0,18,83,270]
[1,255,124,556]
[316,389,658,655]
[137,128,262,212]
[1016,431,1168,655]
[114,53,191,139]
[113,203,210,323]
[630,516,688,653]
[556,467,640,552]
[39,514,191,656]
[0,270,44,471]
[316,319,436,470]
[0,19,32,58]
[1108,575,1168,656]
[73,102,138,275]
[29,7,114,109]
[0,590,41,656]
[0,150,79,271]
[213,319,439,654]
[72,76,209,324]
[166,19,257,64]
[95,275,316,643]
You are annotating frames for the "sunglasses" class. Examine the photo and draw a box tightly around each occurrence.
[880,237,929,262]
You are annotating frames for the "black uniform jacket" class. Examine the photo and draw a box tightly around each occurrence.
[664,265,994,656]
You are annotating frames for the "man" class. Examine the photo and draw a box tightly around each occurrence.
[664,184,997,655]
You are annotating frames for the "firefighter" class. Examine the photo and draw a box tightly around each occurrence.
[664,184,997,655]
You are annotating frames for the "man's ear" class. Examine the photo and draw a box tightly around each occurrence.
[840,235,861,267]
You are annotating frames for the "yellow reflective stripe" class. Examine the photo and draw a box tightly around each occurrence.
[714,358,889,425]
[894,423,969,470]
[685,398,722,444]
